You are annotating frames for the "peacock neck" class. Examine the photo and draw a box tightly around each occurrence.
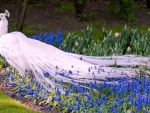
[0,21,8,37]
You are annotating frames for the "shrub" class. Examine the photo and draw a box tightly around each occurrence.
[107,0,137,22]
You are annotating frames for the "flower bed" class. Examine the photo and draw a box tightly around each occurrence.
[0,26,150,112]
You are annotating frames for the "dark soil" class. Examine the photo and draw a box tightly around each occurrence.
[0,0,150,112]
[0,0,150,35]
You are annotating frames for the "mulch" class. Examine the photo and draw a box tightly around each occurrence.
[1,0,150,35]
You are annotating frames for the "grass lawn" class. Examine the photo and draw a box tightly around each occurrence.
[0,90,40,113]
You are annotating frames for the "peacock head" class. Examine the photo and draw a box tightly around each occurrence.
[0,10,10,21]
[0,10,10,37]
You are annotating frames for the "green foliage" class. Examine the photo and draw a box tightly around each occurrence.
[54,0,97,20]
[107,0,137,22]
[107,0,120,14]
[73,0,86,17]
[0,58,4,68]
[76,0,86,5]
[78,11,98,20]
[147,12,150,15]
[55,1,74,13]
[22,28,35,36]
[35,1,45,9]
[0,90,39,113]
[120,0,137,22]
[62,26,150,56]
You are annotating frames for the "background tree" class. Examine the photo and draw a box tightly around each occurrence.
[16,0,28,31]
[73,0,87,18]
[147,0,150,8]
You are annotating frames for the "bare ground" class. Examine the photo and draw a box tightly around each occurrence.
[0,0,150,35]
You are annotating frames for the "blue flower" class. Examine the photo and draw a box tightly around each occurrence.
[40,107,45,111]
[75,96,79,101]
[43,72,50,77]
[10,82,17,87]
[25,69,28,73]
[10,76,14,82]
[75,104,80,110]
[4,82,9,87]
[5,74,10,78]
[88,68,91,72]
[115,95,119,102]
[25,84,30,89]
[67,50,71,53]
[28,90,34,95]
[144,110,149,113]
[11,93,15,97]
[68,70,73,74]
[101,94,106,104]
[135,102,142,111]
[119,99,124,105]
[35,82,39,87]
[54,79,57,83]
[65,89,69,96]
[94,97,98,104]
[83,100,87,108]
[30,78,34,82]
[126,95,131,102]
[17,94,22,99]
[47,106,51,111]
[89,82,94,90]
[60,72,65,76]
[97,101,102,107]
[86,93,91,100]
[80,57,82,60]
[88,100,94,108]
[67,105,73,111]
[60,79,64,85]
[55,88,61,95]
[56,66,58,69]
[53,96,61,102]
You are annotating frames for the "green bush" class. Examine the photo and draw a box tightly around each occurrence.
[107,0,137,22]
[0,58,4,68]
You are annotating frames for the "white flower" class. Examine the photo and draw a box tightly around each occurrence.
[83,48,86,52]
[103,38,106,42]
[75,41,78,46]
[93,47,95,51]
[115,33,119,38]
[108,30,112,36]
[127,47,130,53]
[87,26,89,30]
